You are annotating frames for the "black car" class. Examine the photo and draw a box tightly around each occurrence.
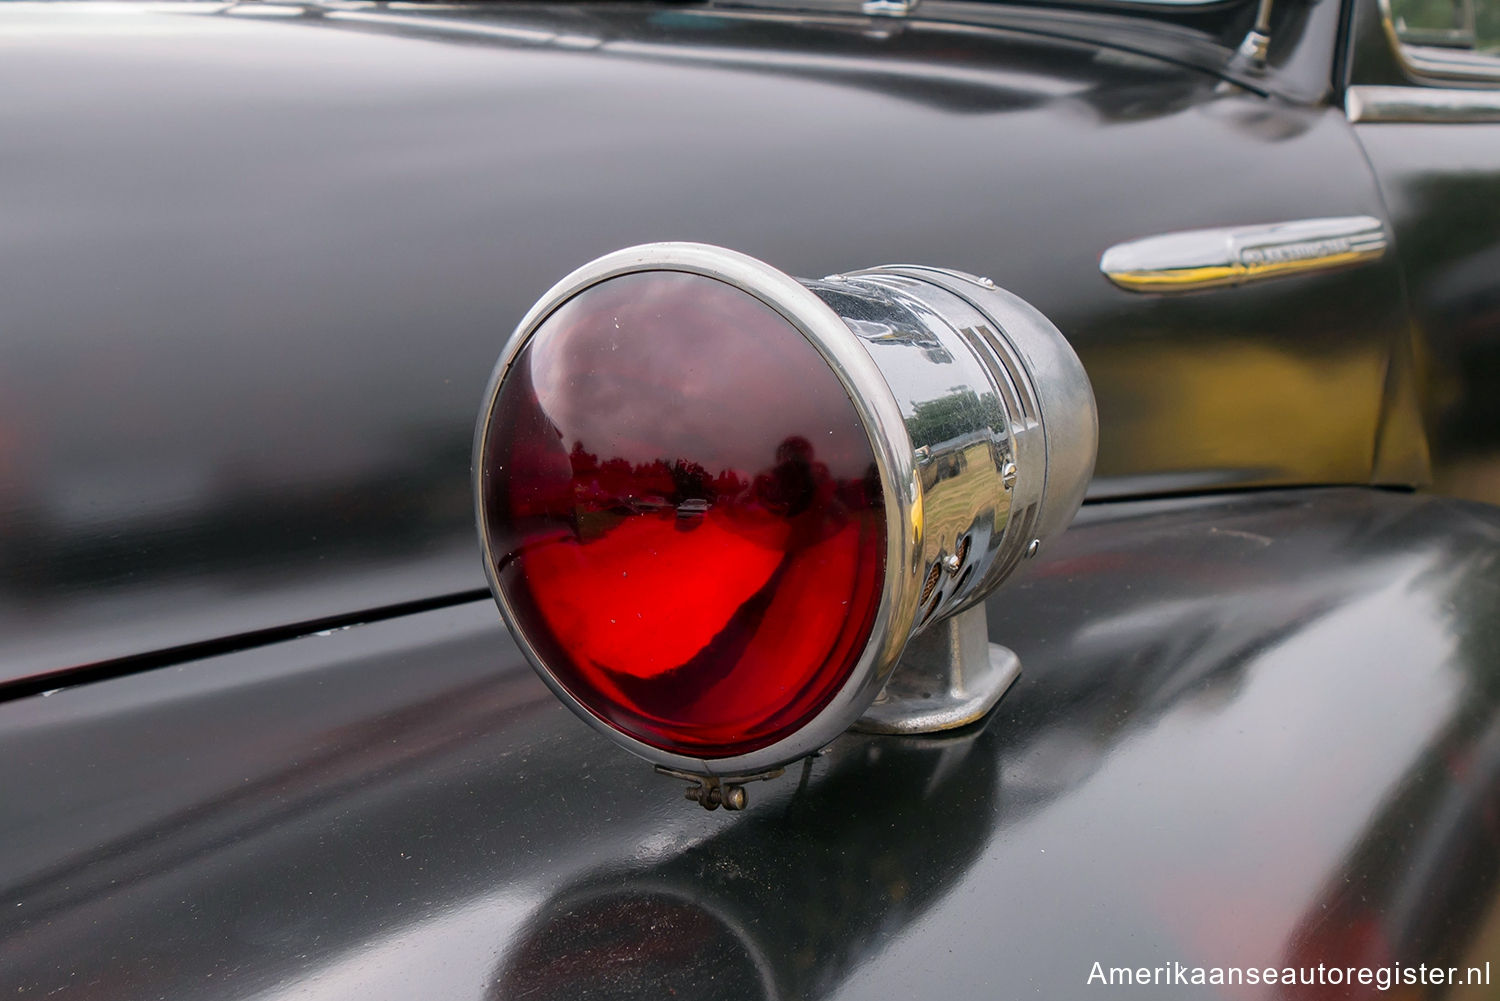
[2,0,1499,997]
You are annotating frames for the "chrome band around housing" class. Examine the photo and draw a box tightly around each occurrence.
[847,265,1096,600]
[807,266,1094,626]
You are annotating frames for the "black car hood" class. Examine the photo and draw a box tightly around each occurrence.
[4,489,1500,1000]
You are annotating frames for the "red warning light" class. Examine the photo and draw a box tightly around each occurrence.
[480,271,886,757]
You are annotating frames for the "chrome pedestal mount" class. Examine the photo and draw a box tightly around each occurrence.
[659,606,1020,811]
[853,604,1020,736]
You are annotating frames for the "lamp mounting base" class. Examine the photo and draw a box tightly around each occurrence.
[853,604,1020,735]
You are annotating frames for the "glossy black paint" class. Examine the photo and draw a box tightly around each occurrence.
[3,489,1499,999]
[0,0,1423,687]
[6,3,1497,994]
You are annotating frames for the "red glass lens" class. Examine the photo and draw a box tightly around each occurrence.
[481,271,886,757]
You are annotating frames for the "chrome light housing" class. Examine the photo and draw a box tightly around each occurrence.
[474,243,1096,799]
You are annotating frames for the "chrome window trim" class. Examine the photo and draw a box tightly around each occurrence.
[1377,0,1500,84]
[707,0,1243,12]
[1346,83,1500,121]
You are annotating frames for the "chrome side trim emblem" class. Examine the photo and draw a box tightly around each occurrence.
[1100,216,1390,293]
[1347,85,1500,124]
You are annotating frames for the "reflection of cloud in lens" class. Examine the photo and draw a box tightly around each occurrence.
[528,271,872,480]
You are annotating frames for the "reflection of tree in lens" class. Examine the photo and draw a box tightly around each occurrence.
[758,435,820,517]
[904,387,1006,448]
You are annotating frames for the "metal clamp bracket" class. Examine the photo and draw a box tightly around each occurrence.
[655,766,786,811]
